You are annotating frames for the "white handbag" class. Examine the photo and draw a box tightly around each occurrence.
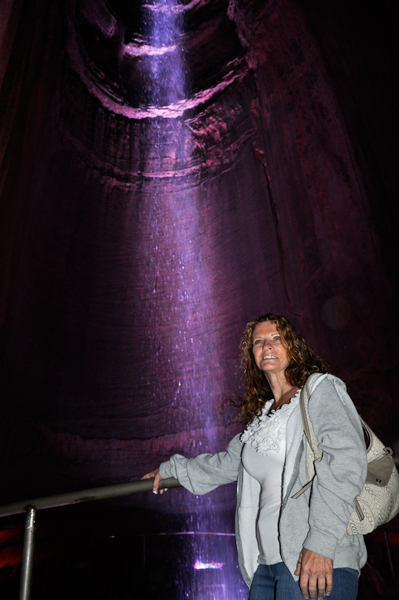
[294,377,399,535]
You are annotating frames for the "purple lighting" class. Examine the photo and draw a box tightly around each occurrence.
[133,3,244,598]
[194,560,224,570]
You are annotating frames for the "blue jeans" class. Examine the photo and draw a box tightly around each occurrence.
[248,563,358,600]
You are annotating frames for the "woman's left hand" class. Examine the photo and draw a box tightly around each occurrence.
[141,467,166,494]
[295,548,333,600]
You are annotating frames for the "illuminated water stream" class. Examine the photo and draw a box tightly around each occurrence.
[140,1,247,598]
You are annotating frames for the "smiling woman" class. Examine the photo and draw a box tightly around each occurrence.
[252,322,295,412]
[252,321,290,374]
[239,314,327,423]
[143,313,368,600]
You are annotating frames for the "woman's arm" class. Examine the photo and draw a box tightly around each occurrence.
[142,433,243,496]
[305,376,367,554]
[297,376,367,599]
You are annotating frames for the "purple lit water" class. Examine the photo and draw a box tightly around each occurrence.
[140,2,247,598]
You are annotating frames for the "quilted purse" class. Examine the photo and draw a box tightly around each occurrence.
[294,377,399,535]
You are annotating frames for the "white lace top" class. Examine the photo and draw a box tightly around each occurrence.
[241,389,301,565]
[241,388,301,455]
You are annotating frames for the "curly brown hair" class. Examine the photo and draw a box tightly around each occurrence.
[239,313,326,424]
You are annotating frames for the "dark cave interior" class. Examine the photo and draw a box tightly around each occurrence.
[0,0,398,598]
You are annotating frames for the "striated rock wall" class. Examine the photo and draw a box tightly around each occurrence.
[0,0,397,506]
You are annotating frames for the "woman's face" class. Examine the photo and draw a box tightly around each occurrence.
[252,321,290,377]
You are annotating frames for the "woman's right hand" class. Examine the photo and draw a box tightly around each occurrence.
[141,467,165,494]
[295,549,333,600]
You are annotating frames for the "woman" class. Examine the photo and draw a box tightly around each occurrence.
[143,314,367,600]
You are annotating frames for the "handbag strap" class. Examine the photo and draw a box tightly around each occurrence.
[300,380,312,450]
[301,379,373,455]
[291,377,322,499]
[300,378,322,462]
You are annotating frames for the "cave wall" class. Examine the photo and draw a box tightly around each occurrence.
[0,0,398,508]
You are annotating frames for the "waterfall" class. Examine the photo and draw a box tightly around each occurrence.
[139,2,247,598]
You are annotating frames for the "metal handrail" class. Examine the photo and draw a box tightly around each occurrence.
[2,458,399,600]
[0,477,181,518]
[0,477,181,600]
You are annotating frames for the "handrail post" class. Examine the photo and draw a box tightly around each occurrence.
[19,506,36,600]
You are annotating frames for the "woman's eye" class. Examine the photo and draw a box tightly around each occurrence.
[253,340,262,345]
[274,336,281,341]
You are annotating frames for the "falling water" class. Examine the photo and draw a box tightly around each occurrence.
[138,1,247,599]
[146,0,186,107]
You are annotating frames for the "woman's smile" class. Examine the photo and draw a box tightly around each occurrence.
[252,321,289,374]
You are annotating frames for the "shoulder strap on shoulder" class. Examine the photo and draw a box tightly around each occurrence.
[292,374,326,499]
[300,376,322,477]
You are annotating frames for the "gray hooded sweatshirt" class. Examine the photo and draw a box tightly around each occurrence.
[159,373,368,588]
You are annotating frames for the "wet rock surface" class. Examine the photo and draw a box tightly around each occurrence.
[0,0,398,504]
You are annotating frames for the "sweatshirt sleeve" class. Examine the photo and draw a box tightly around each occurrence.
[158,433,243,495]
[303,376,367,559]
